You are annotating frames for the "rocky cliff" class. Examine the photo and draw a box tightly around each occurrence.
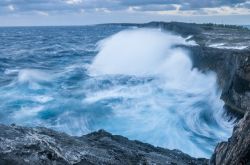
[140,22,250,115]
[210,111,250,165]
[0,124,208,165]
[141,22,250,165]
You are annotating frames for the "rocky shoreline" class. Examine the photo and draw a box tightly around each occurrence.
[0,22,250,164]
[0,124,208,165]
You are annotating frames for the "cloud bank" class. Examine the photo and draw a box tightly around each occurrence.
[0,0,250,26]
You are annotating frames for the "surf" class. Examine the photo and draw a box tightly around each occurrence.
[84,28,234,158]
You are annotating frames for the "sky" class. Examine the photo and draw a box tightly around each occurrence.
[0,0,250,26]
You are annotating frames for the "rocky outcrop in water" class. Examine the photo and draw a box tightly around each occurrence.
[210,111,250,165]
[0,124,208,165]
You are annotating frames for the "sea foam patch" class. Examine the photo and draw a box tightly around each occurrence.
[208,43,248,50]
[18,69,52,83]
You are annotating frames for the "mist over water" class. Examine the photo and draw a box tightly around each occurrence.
[0,26,234,158]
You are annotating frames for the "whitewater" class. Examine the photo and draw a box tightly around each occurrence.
[0,25,234,158]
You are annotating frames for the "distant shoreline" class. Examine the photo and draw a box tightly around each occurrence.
[0,22,249,29]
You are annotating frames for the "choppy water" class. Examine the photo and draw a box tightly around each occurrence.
[0,25,234,158]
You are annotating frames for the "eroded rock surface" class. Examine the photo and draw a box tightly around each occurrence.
[210,111,250,165]
[0,124,208,165]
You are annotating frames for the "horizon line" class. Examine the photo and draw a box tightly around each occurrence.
[0,21,249,28]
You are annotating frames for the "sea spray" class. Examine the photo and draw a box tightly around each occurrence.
[85,28,234,158]
[89,29,196,76]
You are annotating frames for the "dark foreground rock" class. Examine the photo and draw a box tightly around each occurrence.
[0,124,208,165]
[210,111,250,165]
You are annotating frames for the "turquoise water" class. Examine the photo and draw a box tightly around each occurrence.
[0,25,234,158]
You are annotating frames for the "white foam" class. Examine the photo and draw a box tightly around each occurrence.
[209,43,248,50]
[33,95,54,103]
[13,106,44,119]
[186,35,193,40]
[4,69,19,75]
[18,69,52,83]
[89,29,197,76]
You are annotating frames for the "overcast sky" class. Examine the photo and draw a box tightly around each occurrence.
[0,0,250,26]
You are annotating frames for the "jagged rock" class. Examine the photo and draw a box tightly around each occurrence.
[210,111,250,165]
[0,124,208,165]
[188,46,250,115]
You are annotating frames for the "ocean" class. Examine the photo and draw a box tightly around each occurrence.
[0,25,234,158]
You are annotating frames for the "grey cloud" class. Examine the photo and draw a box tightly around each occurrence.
[120,0,247,7]
[0,0,250,15]
[0,0,113,13]
[179,0,249,10]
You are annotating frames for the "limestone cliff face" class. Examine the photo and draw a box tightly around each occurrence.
[189,47,250,114]
[223,53,250,113]
[210,111,250,165]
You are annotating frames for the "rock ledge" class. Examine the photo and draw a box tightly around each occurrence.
[0,124,208,165]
